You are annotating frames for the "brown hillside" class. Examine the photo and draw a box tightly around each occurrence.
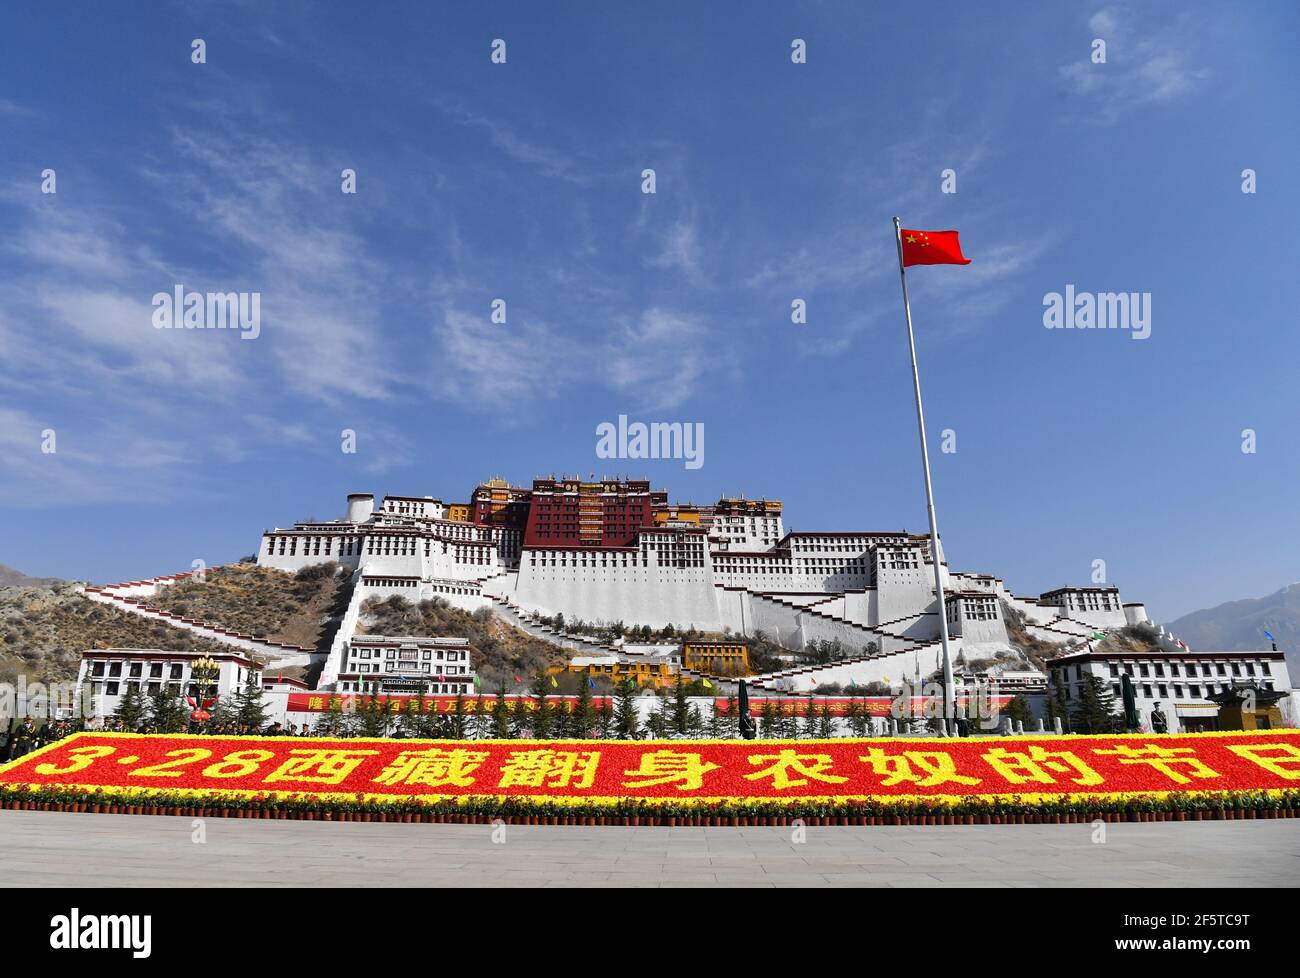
[144,562,352,650]
[1001,602,1063,672]
[358,595,571,690]
[0,584,229,685]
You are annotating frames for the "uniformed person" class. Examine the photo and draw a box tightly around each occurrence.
[11,718,37,759]
[1150,702,1168,734]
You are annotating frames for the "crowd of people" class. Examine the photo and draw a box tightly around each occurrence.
[0,717,82,762]
[201,721,315,737]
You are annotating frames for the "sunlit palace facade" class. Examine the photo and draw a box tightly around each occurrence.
[256,475,1157,689]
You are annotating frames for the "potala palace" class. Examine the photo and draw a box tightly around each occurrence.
[250,476,1156,691]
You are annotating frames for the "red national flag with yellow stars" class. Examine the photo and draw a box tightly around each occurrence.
[900,228,971,267]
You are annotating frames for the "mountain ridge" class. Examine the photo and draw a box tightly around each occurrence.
[1166,582,1300,677]
[0,563,65,588]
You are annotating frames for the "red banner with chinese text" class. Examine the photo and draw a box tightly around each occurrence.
[3,731,1299,803]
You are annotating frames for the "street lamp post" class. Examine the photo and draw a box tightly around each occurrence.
[188,655,220,725]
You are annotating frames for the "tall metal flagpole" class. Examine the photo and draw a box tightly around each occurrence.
[893,216,955,728]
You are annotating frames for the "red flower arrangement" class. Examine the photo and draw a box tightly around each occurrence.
[3,730,1298,809]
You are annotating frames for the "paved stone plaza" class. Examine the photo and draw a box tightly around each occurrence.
[1,811,1297,886]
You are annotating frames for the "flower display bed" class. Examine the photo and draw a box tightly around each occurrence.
[2,730,1298,826]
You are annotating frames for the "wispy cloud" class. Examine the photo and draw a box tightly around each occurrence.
[600,308,708,412]
[0,188,245,403]
[164,125,405,401]
[0,114,428,502]
[910,233,1060,333]
[0,407,196,507]
[441,103,592,184]
[435,309,569,406]
[1058,6,1208,123]
[746,229,891,293]
[432,305,708,414]
[645,215,706,284]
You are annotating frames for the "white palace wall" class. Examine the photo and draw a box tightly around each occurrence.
[843,589,878,626]
[514,553,722,630]
[797,612,910,657]
[1062,607,1129,629]
[878,611,940,641]
[779,651,939,692]
[258,530,364,573]
[258,530,500,582]
[714,587,753,635]
[954,615,1012,646]
[744,593,805,647]
[876,573,939,624]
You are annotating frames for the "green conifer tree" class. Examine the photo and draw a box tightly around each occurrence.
[596,697,615,738]
[359,694,390,737]
[149,687,189,733]
[315,695,346,736]
[113,683,150,731]
[493,684,511,739]
[471,694,491,739]
[818,701,835,739]
[529,671,554,738]
[707,703,725,739]
[845,697,865,737]
[614,678,640,739]
[646,695,670,738]
[686,704,706,737]
[1071,675,1120,734]
[509,695,531,738]
[1045,686,1071,732]
[780,699,799,739]
[571,675,594,739]
[399,697,423,738]
[758,699,778,738]
[671,675,689,735]
[557,698,578,738]
[802,694,820,738]
[451,691,468,739]
[230,676,270,732]
[1005,694,1034,726]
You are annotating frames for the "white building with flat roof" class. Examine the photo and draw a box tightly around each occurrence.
[337,635,476,696]
[77,648,262,720]
[1046,646,1293,733]
[1038,586,1126,628]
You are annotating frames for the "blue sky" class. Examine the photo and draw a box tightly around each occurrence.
[1,1,1297,622]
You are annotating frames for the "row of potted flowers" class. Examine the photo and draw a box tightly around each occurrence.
[2,783,1299,826]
